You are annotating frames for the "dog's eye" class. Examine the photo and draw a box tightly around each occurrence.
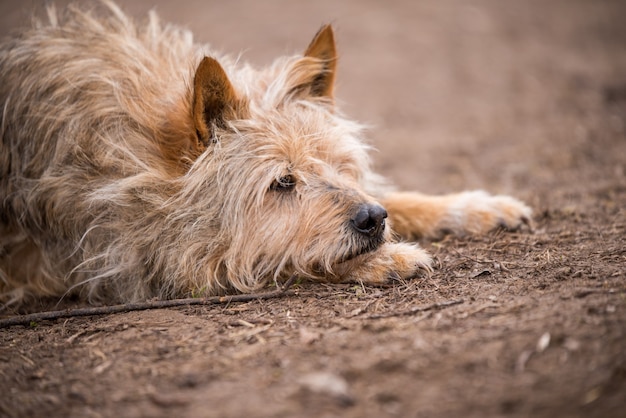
[270,175,296,192]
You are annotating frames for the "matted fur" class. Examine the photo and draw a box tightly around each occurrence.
[0,2,531,308]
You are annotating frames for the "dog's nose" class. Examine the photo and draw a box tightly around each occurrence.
[351,203,387,237]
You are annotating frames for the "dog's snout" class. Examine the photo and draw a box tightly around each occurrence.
[351,203,387,237]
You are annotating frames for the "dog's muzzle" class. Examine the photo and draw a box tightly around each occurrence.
[350,203,387,238]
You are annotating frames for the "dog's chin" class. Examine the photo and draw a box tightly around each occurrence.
[339,246,376,264]
[310,235,386,276]
[332,237,384,267]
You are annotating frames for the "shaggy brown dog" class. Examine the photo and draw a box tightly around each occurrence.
[0,2,531,306]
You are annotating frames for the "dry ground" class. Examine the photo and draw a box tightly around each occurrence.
[1,0,625,417]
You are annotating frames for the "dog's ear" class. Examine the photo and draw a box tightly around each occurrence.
[301,24,337,99]
[192,57,238,146]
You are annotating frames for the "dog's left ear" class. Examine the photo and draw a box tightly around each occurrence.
[193,57,239,146]
[301,24,337,99]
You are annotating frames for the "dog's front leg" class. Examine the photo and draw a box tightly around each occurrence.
[382,191,532,240]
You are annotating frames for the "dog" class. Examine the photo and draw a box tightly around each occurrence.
[0,2,531,307]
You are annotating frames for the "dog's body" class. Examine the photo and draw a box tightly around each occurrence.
[0,2,531,307]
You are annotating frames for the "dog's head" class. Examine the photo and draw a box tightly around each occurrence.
[183,26,389,291]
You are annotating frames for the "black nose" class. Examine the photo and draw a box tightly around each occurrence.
[351,203,388,237]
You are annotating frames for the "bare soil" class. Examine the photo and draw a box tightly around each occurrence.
[1,1,625,417]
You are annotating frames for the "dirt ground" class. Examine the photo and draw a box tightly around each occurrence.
[1,0,625,417]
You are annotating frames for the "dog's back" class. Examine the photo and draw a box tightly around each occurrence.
[0,3,204,304]
[0,3,200,181]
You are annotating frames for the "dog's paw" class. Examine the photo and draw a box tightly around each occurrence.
[337,242,432,285]
[449,191,532,235]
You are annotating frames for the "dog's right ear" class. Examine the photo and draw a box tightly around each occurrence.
[192,57,238,146]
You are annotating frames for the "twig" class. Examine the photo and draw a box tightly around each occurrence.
[363,298,464,319]
[0,273,298,329]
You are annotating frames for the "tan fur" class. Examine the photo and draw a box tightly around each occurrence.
[0,2,531,308]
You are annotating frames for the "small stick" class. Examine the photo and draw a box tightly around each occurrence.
[0,273,299,329]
